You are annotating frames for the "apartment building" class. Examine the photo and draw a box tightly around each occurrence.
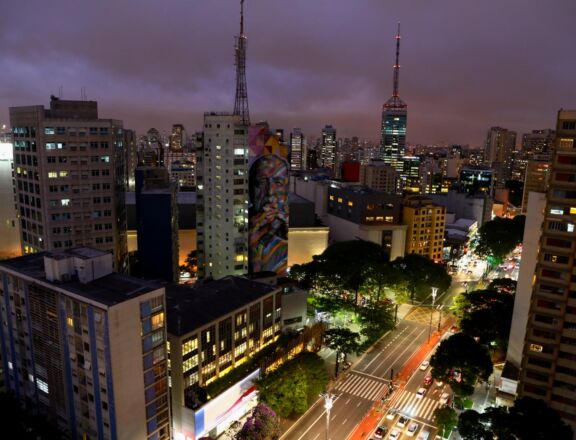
[402,195,446,262]
[0,248,169,440]
[518,109,576,429]
[10,96,128,271]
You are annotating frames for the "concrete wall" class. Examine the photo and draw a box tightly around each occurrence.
[506,191,546,368]
[287,227,329,267]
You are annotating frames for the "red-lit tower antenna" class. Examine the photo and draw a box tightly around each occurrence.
[233,0,250,125]
[393,22,401,98]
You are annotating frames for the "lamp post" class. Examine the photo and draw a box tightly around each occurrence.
[427,287,438,343]
[320,392,337,440]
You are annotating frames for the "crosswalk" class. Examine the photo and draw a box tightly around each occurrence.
[392,390,440,421]
[334,372,388,401]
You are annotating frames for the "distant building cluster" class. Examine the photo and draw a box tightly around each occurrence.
[1,2,576,437]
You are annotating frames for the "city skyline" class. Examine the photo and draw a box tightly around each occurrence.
[1,0,575,146]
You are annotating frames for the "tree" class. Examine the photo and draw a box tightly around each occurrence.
[361,260,403,304]
[391,254,452,303]
[292,240,388,304]
[455,289,514,350]
[458,410,492,440]
[256,352,329,418]
[357,301,395,347]
[434,406,458,439]
[474,215,525,264]
[324,327,362,376]
[506,397,572,439]
[184,249,198,277]
[236,403,281,440]
[430,333,492,397]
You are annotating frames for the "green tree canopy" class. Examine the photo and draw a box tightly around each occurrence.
[256,352,329,418]
[357,301,395,347]
[457,410,492,440]
[474,215,525,264]
[430,333,492,397]
[434,406,458,439]
[454,288,515,349]
[324,327,362,376]
[461,398,574,440]
[391,254,452,303]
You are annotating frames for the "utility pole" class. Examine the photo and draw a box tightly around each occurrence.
[427,287,438,343]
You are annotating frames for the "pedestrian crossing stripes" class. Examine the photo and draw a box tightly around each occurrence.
[393,391,440,421]
[334,373,388,401]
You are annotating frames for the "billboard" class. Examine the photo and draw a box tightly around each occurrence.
[248,125,289,275]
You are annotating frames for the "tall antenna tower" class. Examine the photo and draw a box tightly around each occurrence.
[233,0,250,125]
[385,22,406,110]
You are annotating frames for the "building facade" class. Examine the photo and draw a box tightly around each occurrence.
[166,277,282,439]
[484,126,517,186]
[196,112,249,279]
[521,155,551,213]
[402,195,446,262]
[360,160,398,193]
[10,97,128,271]
[319,125,337,170]
[289,128,305,171]
[0,248,169,440]
[518,109,576,428]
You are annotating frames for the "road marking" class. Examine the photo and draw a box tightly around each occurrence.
[357,401,362,407]
[375,328,427,375]
[361,325,411,371]
[287,395,341,440]
[364,326,423,373]
[342,418,348,425]
[312,434,320,440]
[345,398,351,404]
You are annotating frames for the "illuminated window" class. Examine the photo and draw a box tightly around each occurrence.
[348,201,353,207]
[235,255,245,262]
[234,148,245,155]
[366,216,375,222]
[329,195,334,201]
[48,172,58,179]
[67,317,74,327]
[571,207,576,215]
[151,312,164,330]
[59,171,68,177]
[182,337,198,356]
[337,198,343,203]
[61,199,70,206]
[529,344,543,353]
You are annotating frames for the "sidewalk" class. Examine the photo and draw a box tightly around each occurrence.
[347,317,455,440]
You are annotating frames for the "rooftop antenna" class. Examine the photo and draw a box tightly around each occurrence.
[393,22,401,97]
[233,0,250,125]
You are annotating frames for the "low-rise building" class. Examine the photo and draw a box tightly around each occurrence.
[166,277,283,439]
[402,195,446,263]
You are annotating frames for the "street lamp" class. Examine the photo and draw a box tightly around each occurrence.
[427,287,438,343]
[320,392,337,440]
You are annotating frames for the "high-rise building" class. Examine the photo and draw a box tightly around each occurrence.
[521,155,551,213]
[169,124,186,152]
[289,128,305,171]
[484,126,517,186]
[135,166,179,282]
[380,24,407,173]
[320,125,337,169]
[522,129,555,157]
[196,113,249,279]
[0,248,170,440]
[518,109,576,428]
[10,96,128,271]
[402,195,446,263]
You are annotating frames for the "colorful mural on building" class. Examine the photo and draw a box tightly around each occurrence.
[248,124,289,275]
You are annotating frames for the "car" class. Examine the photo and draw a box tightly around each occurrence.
[439,392,450,405]
[419,360,430,371]
[416,429,431,440]
[374,426,388,439]
[386,408,399,420]
[406,422,419,437]
[423,374,433,387]
[416,387,426,398]
[397,415,409,428]
[388,428,402,440]
[435,379,444,387]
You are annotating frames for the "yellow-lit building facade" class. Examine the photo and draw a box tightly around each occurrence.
[402,195,446,262]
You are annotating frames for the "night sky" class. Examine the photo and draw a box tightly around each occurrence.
[2,0,575,146]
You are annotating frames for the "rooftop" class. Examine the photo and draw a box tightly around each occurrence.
[166,276,278,336]
[0,252,161,306]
